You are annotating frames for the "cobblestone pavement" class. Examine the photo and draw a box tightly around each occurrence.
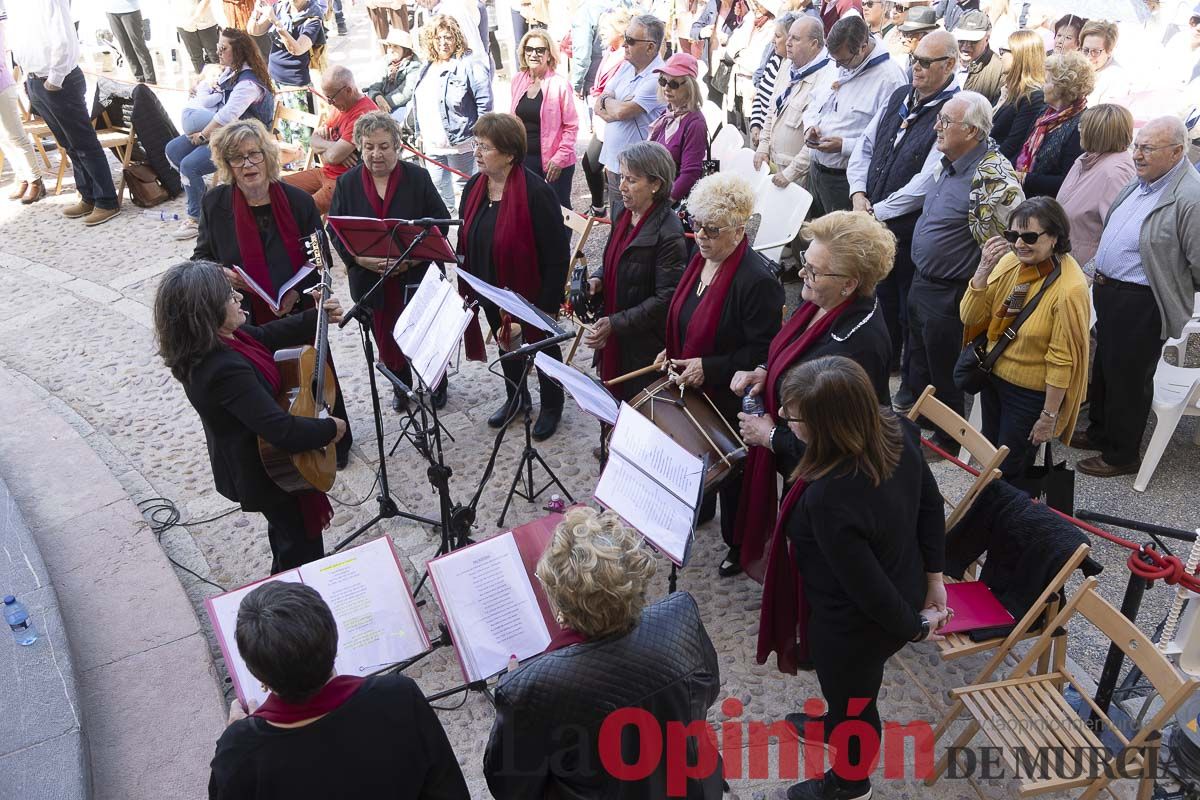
[1,13,1196,799]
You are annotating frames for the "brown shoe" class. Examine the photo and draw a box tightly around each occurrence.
[1076,455,1139,478]
[63,200,95,218]
[20,179,45,205]
[83,205,120,227]
[8,181,28,201]
[1069,430,1097,450]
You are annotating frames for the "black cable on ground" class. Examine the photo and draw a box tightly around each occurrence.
[137,497,233,592]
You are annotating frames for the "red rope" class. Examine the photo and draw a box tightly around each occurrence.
[917,437,1200,593]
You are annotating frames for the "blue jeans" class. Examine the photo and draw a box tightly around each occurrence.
[524,153,574,207]
[165,134,215,220]
[25,67,117,209]
[428,150,476,215]
[979,374,1046,480]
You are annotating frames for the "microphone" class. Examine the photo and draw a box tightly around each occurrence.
[395,217,464,227]
[496,330,575,362]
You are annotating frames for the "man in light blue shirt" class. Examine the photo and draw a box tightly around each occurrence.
[595,13,666,219]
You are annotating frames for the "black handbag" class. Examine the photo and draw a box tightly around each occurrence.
[1012,442,1076,514]
[710,55,735,95]
[953,258,1061,394]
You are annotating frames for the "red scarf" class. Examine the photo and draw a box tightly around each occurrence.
[226,330,334,540]
[664,236,749,360]
[360,164,411,372]
[599,205,657,390]
[232,181,309,322]
[734,300,850,581]
[458,168,541,361]
[1015,98,1085,174]
[253,674,365,723]
[545,626,588,653]
[756,477,811,675]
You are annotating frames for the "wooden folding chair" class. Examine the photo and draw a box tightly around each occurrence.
[562,206,596,365]
[271,99,322,174]
[12,66,68,193]
[926,576,1198,798]
[93,109,139,207]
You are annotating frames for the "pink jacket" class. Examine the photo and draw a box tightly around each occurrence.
[1057,150,1137,267]
[509,69,579,172]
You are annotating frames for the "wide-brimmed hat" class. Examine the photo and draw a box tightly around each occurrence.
[654,52,699,79]
[383,29,413,50]
[954,10,992,42]
[899,6,939,33]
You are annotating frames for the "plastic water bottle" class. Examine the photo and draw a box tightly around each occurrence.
[141,210,181,222]
[544,494,566,513]
[741,387,765,417]
[4,596,38,646]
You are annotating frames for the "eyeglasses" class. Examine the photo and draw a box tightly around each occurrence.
[473,142,498,154]
[327,84,350,102]
[230,150,266,168]
[998,47,1011,56]
[1002,229,1049,244]
[894,3,911,10]
[799,264,850,280]
[862,1,878,6]
[691,220,732,239]
[524,45,548,56]
[658,76,684,89]
[831,43,866,69]
[623,35,655,46]
[1190,15,1200,27]
[776,410,804,424]
[1080,46,1106,57]
[912,54,953,69]
[1131,142,1181,154]
[935,113,967,128]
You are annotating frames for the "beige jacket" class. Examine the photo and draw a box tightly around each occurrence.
[754,53,836,185]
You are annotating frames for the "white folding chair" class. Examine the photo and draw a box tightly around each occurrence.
[1133,360,1200,492]
[709,125,743,162]
[701,100,725,140]
[750,179,812,262]
[721,147,769,189]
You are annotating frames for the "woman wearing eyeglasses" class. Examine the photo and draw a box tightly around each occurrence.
[1013,50,1093,198]
[508,30,578,208]
[1079,20,1130,107]
[657,172,784,577]
[648,53,709,205]
[730,210,894,580]
[959,197,1090,480]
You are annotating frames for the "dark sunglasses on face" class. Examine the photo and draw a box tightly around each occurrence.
[624,35,654,46]
[524,45,548,55]
[658,76,684,89]
[912,54,953,69]
[1190,15,1200,26]
[1002,229,1049,244]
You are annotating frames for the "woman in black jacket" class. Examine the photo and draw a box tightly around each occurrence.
[729,210,894,579]
[658,172,785,576]
[1014,51,1093,198]
[328,111,451,412]
[584,140,687,399]
[458,112,570,440]
[772,356,949,800]
[991,29,1047,161]
[154,261,348,574]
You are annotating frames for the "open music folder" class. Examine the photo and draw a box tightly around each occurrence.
[326,216,458,263]
[391,266,474,389]
[231,263,315,315]
[456,269,563,337]
[594,403,705,566]
[205,537,429,710]
[533,351,619,425]
[427,514,563,684]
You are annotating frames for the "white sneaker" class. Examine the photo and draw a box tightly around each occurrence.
[172,218,199,240]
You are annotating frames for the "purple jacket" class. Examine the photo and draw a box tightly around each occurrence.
[649,109,708,203]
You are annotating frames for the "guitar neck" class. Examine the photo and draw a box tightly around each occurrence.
[310,231,333,408]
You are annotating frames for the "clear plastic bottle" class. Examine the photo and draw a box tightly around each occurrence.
[741,386,765,417]
[141,210,181,222]
[4,595,38,646]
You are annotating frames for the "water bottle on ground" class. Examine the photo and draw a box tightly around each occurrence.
[4,595,38,646]
[141,210,181,222]
[741,386,765,417]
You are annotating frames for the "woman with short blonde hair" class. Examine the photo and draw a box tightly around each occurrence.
[1056,103,1136,266]
[510,28,578,205]
[993,28,1048,160]
[1079,19,1129,105]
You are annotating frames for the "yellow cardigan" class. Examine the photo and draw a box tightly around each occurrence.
[959,253,1091,442]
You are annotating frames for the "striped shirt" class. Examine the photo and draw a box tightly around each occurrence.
[750,52,782,132]
[1093,157,1189,286]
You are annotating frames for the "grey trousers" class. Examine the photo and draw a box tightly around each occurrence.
[806,164,852,218]
[605,168,624,220]
[107,11,156,83]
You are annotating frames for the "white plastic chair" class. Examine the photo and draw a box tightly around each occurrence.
[721,147,770,189]
[709,125,743,162]
[750,179,812,262]
[701,100,724,140]
[1164,320,1200,363]
[1133,361,1200,492]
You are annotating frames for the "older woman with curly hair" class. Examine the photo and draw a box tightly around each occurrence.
[730,210,895,580]
[483,507,722,799]
[658,172,785,576]
[1014,50,1094,198]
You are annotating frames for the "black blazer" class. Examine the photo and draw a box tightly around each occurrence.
[786,419,945,641]
[183,310,337,512]
[327,162,450,307]
[458,167,570,314]
[684,245,785,422]
[193,182,324,322]
[992,89,1046,162]
[771,294,893,477]
[591,203,688,384]
[1023,113,1083,198]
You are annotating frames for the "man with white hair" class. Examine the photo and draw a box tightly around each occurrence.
[1075,116,1200,477]
[901,90,1023,448]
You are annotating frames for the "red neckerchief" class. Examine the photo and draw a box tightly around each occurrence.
[360,163,410,373]
[664,235,749,360]
[734,299,851,581]
[232,181,308,322]
[545,626,587,653]
[361,162,404,219]
[756,477,812,674]
[599,204,657,388]
[252,675,365,723]
[458,168,541,360]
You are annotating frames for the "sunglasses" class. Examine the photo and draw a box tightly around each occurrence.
[912,54,953,69]
[623,35,655,46]
[998,47,1011,56]
[690,219,732,238]
[1002,229,1049,244]
[1191,15,1200,26]
[658,76,684,89]
[524,45,548,55]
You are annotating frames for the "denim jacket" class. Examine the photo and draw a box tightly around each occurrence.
[413,55,493,146]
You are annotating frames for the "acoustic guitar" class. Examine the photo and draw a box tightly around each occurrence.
[259,230,339,494]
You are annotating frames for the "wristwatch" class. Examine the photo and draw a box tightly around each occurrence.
[767,425,778,452]
[911,617,931,643]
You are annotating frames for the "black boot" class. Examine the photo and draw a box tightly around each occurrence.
[532,405,561,441]
[531,345,565,440]
[432,377,448,410]
[392,386,409,413]
[488,386,530,427]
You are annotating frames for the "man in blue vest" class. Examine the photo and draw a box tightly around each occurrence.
[847,29,959,391]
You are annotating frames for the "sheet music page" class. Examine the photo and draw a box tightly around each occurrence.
[393,267,446,355]
[594,452,694,565]
[533,352,619,425]
[456,270,561,336]
[207,572,304,709]
[428,533,551,682]
[231,264,315,312]
[298,537,429,677]
[412,303,472,389]
[607,402,704,505]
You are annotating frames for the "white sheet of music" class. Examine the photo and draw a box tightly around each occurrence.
[533,351,619,425]
[392,269,472,389]
[231,263,315,313]
[428,532,551,682]
[607,402,704,505]
[393,266,444,355]
[456,269,559,336]
[594,452,695,565]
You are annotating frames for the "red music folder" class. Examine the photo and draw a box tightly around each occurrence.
[327,215,458,263]
[940,582,1016,635]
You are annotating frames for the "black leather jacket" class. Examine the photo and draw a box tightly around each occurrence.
[483,592,722,800]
